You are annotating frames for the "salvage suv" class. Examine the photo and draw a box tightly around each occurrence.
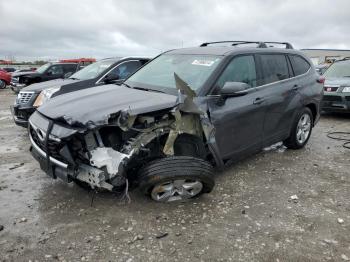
[28,41,324,202]
[11,57,149,127]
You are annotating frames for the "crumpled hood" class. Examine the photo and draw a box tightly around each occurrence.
[324,77,350,87]
[38,84,178,127]
[21,78,78,92]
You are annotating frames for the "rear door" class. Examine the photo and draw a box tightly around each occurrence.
[256,53,300,146]
[208,55,267,159]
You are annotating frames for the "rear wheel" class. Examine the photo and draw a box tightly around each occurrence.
[284,107,313,149]
[138,156,215,202]
[0,80,6,89]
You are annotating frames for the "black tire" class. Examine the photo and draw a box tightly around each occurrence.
[0,80,6,89]
[138,156,215,202]
[283,107,313,149]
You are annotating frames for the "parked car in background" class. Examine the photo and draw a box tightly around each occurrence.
[321,58,350,113]
[14,68,36,73]
[1,67,16,73]
[11,57,149,127]
[10,62,80,93]
[28,41,323,202]
[0,69,11,89]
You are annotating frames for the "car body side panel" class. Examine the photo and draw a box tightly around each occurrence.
[207,89,265,160]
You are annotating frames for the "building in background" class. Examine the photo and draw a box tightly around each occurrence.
[301,49,350,65]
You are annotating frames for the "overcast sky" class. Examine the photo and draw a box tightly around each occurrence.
[0,0,349,61]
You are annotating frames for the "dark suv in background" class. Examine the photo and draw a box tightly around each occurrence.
[10,62,79,93]
[321,58,350,113]
[28,41,323,202]
[11,57,149,127]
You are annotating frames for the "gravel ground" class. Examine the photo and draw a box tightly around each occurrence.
[0,88,349,262]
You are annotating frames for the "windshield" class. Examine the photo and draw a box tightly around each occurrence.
[69,59,119,80]
[36,63,51,74]
[125,54,222,93]
[323,61,350,78]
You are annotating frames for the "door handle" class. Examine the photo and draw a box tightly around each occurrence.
[253,97,265,105]
[292,84,301,91]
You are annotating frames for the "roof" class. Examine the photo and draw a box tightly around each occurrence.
[167,46,302,56]
[99,57,151,62]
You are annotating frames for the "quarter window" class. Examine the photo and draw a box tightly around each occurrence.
[289,55,310,76]
[260,54,289,84]
[216,55,257,90]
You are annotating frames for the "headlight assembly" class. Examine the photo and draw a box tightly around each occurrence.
[33,87,60,107]
[342,87,350,93]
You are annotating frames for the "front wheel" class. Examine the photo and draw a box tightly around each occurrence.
[0,80,6,89]
[283,107,313,149]
[138,156,215,202]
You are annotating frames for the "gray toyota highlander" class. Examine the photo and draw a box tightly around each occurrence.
[28,41,324,202]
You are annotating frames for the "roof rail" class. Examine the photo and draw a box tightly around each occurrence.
[200,41,294,49]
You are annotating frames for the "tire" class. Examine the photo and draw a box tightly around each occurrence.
[138,156,215,202]
[0,80,6,89]
[283,107,313,149]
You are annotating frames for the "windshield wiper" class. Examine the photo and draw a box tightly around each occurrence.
[69,77,80,80]
[122,82,132,88]
[133,86,165,94]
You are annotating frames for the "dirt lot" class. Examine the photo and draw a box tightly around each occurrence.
[0,88,349,262]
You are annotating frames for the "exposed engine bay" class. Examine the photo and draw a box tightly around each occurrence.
[28,74,221,194]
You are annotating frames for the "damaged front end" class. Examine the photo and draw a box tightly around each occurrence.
[28,75,222,193]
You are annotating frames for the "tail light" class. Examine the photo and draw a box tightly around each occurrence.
[317,76,325,84]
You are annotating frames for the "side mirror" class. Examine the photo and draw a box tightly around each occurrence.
[220,82,250,98]
[64,72,73,79]
[104,74,119,83]
[46,71,52,76]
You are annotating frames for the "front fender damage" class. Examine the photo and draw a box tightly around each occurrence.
[60,74,222,191]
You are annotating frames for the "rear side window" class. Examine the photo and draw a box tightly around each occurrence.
[289,55,310,76]
[216,55,257,89]
[260,54,289,84]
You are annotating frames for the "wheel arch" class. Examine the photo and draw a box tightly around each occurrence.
[305,103,317,125]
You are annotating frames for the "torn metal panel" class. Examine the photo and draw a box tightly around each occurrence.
[174,73,203,115]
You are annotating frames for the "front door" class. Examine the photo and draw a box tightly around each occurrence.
[207,55,266,159]
[44,65,65,81]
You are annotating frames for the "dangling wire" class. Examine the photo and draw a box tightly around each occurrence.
[120,179,131,203]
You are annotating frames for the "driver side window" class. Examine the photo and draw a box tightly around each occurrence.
[215,55,257,92]
[47,65,64,75]
[107,61,142,80]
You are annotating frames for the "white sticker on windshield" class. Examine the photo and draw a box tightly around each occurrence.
[192,60,215,66]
